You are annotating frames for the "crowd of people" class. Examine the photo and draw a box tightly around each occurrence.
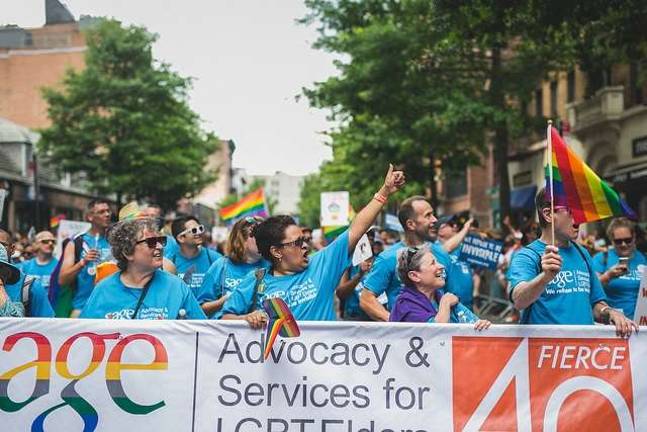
[0,165,642,338]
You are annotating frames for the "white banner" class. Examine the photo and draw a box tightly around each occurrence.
[320,191,349,226]
[54,220,91,258]
[1,319,646,432]
[634,269,647,326]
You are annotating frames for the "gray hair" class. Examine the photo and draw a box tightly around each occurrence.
[109,219,159,270]
[396,245,427,287]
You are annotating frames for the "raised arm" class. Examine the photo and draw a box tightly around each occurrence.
[348,164,405,253]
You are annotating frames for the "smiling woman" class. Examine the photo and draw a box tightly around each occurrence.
[80,219,206,320]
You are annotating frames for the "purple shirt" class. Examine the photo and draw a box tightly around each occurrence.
[389,286,442,323]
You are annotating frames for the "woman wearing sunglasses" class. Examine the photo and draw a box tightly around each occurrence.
[196,216,269,318]
[222,165,405,328]
[593,217,646,319]
[166,216,223,295]
[389,246,490,329]
[81,219,206,319]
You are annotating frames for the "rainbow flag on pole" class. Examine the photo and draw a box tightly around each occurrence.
[545,126,636,224]
[219,188,269,224]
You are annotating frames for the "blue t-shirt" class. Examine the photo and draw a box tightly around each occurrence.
[507,240,606,325]
[20,257,59,293]
[80,269,206,320]
[73,232,113,310]
[6,272,55,318]
[443,243,475,310]
[196,257,270,318]
[363,241,452,310]
[221,230,352,321]
[592,249,646,319]
[165,247,223,296]
[342,265,370,320]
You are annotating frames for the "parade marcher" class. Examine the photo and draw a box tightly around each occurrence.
[81,219,206,320]
[20,231,59,293]
[360,196,464,321]
[196,216,268,318]
[0,229,54,317]
[0,244,26,317]
[165,215,223,295]
[507,188,637,337]
[58,199,114,317]
[389,246,490,330]
[593,217,646,319]
[336,227,383,320]
[222,164,406,328]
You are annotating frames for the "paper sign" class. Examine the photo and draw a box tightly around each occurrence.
[352,234,373,266]
[633,268,647,326]
[54,219,91,258]
[384,213,404,232]
[320,191,349,226]
[458,233,503,270]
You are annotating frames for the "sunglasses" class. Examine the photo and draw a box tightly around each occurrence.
[179,224,205,237]
[136,236,167,249]
[39,239,56,245]
[613,237,634,246]
[279,236,307,249]
[406,247,419,269]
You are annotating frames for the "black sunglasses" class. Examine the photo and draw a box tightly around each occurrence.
[279,236,307,249]
[40,239,56,245]
[613,237,634,246]
[136,236,167,249]
[406,247,419,269]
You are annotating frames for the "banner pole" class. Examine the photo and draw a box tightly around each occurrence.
[547,120,555,246]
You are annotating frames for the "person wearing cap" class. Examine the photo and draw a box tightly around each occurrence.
[389,246,490,330]
[81,219,206,320]
[20,231,59,293]
[507,188,637,337]
[360,196,454,321]
[165,216,223,296]
[435,214,477,310]
[336,227,384,320]
[196,216,269,318]
[0,229,54,318]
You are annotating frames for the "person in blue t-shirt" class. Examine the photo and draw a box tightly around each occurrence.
[222,164,406,327]
[359,196,472,321]
[59,199,114,317]
[197,216,268,318]
[336,228,384,320]
[81,218,205,320]
[0,231,54,318]
[165,215,222,296]
[20,231,59,293]
[507,188,636,337]
[593,217,646,320]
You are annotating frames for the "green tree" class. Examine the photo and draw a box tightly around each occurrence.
[38,19,217,210]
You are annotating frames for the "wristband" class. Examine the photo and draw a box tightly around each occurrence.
[373,193,387,205]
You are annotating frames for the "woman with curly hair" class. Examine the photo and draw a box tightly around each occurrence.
[80,219,205,320]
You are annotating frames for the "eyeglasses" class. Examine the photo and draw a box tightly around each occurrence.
[136,236,167,249]
[613,237,634,246]
[178,224,205,237]
[279,236,307,249]
[39,239,56,245]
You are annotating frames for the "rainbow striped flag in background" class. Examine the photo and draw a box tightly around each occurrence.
[219,188,269,224]
[545,126,636,224]
[322,205,356,242]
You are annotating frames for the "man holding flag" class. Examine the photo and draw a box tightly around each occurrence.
[507,125,638,337]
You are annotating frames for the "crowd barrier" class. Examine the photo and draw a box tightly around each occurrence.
[1,319,645,431]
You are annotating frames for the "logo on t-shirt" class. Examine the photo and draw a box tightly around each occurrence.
[452,336,633,431]
[546,270,591,294]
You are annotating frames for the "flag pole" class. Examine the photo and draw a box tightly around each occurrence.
[547,120,555,245]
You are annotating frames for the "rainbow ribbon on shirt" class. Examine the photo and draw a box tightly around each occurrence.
[262,297,300,360]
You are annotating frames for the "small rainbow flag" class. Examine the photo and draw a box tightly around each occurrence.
[322,205,354,242]
[50,214,66,228]
[545,126,636,224]
[262,297,300,360]
[219,188,268,224]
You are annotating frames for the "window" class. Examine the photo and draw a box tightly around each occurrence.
[445,170,468,199]
[534,88,543,117]
[567,70,575,103]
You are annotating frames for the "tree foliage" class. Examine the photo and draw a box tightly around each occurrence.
[38,19,217,210]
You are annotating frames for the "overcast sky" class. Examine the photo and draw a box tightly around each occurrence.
[1,0,337,176]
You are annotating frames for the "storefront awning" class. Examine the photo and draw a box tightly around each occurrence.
[510,185,537,210]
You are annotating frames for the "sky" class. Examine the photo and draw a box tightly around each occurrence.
[0,0,338,176]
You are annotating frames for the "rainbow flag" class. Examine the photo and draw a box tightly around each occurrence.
[219,188,268,224]
[322,205,355,242]
[50,214,66,228]
[262,298,300,360]
[545,126,636,224]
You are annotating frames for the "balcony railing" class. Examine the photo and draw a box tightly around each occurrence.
[566,86,624,132]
